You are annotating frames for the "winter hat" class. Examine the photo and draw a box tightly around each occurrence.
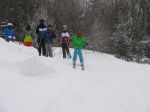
[40,19,45,24]
[7,23,13,26]
[77,31,83,37]
[62,25,68,29]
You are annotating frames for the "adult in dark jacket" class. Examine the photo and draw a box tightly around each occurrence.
[36,19,47,56]
[45,25,56,57]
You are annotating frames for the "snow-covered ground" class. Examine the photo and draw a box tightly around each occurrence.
[0,38,150,112]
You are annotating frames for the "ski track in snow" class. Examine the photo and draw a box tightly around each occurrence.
[0,38,150,112]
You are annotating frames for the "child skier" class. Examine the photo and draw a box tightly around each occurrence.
[60,25,71,59]
[4,23,15,42]
[70,31,87,70]
[23,25,33,47]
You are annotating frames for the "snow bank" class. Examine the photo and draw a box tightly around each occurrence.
[0,38,53,77]
[0,38,150,112]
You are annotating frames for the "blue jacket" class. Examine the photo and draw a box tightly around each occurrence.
[45,30,56,44]
[36,24,47,39]
[4,27,15,41]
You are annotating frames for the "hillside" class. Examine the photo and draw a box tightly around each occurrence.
[0,38,150,112]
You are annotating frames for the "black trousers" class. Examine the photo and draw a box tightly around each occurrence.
[62,43,71,58]
[38,38,46,56]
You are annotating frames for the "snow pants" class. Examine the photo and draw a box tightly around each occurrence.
[45,43,53,57]
[38,38,46,56]
[73,48,84,64]
[61,43,71,58]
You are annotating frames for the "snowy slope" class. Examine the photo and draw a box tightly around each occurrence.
[0,38,150,112]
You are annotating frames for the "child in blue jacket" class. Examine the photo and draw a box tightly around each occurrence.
[4,23,15,42]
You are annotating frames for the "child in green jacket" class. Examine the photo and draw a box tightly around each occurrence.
[70,31,87,70]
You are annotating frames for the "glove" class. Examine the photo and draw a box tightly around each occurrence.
[8,36,12,39]
[83,42,88,48]
[85,42,88,46]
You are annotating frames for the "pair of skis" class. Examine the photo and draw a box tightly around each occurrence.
[73,63,85,70]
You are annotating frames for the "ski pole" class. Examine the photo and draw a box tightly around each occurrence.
[84,46,87,61]
[66,38,71,58]
[59,42,62,58]
[83,42,89,61]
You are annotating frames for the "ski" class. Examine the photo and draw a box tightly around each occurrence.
[73,64,85,70]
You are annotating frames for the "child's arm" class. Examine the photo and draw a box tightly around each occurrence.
[69,35,74,42]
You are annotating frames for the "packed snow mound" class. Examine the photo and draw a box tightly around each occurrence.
[0,38,53,77]
[0,38,150,112]
[0,38,37,63]
[17,57,53,77]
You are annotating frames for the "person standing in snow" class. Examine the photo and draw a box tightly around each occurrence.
[45,25,56,57]
[36,19,47,56]
[70,31,87,70]
[60,25,71,59]
[23,25,33,47]
[4,23,16,42]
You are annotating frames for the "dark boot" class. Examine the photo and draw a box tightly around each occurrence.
[81,63,85,70]
[73,63,76,68]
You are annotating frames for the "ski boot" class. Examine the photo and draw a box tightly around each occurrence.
[73,63,76,69]
[81,63,85,70]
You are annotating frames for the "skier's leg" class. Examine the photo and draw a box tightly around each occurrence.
[78,49,84,64]
[62,44,66,58]
[41,39,46,56]
[73,49,78,67]
[65,44,69,58]
[45,43,49,57]
[49,44,53,57]
[78,49,84,70]
[66,44,71,58]
[38,38,42,56]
